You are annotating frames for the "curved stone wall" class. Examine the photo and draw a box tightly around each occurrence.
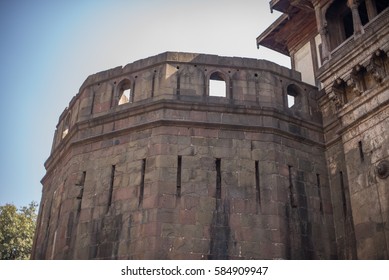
[33,52,336,259]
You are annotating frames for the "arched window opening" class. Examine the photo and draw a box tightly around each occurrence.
[326,0,353,51]
[117,79,132,105]
[325,1,375,51]
[119,89,131,105]
[287,94,296,108]
[62,126,69,139]
[209,72,227,97]
[287,85,299,109]
[62,114,70,139]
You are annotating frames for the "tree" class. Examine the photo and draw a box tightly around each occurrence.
[0,202,38,260]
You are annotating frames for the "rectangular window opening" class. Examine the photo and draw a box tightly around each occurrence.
[210,80,227,97]
[139,159,146,207]
[255,160,261,205]
[77,171,86,212]
[176,74,181,96]
[131,81,136,103]
[77,171,86,193]
[90,91,96,115]
[216,158,221,199]
[358,141,364,162]
[177,156,182,197]
[151,72,156,98]
[340,171,347,217]
[81,171,86,185]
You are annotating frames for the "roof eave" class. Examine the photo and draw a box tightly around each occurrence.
[256,14,290,56]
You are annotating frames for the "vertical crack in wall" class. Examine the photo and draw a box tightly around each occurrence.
[131,79,136,103]
[107,165,115,213]
[255,160,261,211]
[176,155,182,198]
[90,90,95,115]
[151,71,156,97]
[358,141,364,162]
[176,70,181,96]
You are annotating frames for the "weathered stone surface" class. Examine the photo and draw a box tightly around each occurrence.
[34,37,388,260]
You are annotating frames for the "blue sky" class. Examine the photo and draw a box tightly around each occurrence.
[0,0,289,208]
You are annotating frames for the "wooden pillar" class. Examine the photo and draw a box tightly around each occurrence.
[313,1,330,61]
[290,50,296,70]
[365,0,377,20]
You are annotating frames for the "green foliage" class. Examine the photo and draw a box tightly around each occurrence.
[0,202,38,260]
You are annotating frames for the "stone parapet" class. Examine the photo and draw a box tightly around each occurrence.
[33,52,336,260]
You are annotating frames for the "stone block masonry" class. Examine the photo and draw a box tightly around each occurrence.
[32,52,336,259]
